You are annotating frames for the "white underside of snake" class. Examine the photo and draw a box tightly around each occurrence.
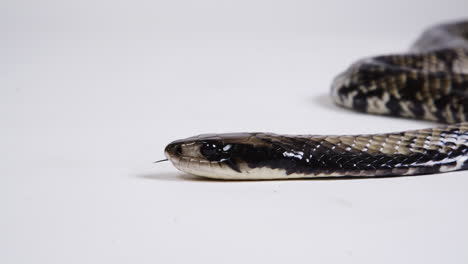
[161,20,468,180]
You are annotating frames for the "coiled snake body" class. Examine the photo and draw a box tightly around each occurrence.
[163,21,468,180]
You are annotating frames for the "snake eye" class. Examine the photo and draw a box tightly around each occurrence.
[200,142,233,160]
[200,143,219,157]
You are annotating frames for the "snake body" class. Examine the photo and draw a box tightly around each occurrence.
[164,20,468,180]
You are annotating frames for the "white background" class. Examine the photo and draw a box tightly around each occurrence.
[2,0,468,263]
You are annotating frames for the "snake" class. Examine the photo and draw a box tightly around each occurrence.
[160,20,468,180]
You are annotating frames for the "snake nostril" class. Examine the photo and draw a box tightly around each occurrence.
[174,145,183,156]
[165,143,183,157]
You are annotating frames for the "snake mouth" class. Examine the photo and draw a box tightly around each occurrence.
[165,153,245,179]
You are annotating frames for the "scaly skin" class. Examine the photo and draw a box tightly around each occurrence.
[163,20,468,180]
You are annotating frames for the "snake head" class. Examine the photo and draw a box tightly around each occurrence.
[164,133,273,179]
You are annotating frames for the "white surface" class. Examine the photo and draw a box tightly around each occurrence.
[2,1,468,263]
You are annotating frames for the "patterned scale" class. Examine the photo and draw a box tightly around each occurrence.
[252,122,468,176]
